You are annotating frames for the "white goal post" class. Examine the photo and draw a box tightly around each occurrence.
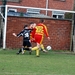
[2,4,75,49]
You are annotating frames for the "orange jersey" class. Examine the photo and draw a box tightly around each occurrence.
[30,28,36,39]
[30,23,49,44]
[35,23,49,37]
[30,29,36,42]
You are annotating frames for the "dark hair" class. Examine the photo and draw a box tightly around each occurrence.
[24,25,28,28]
[30,22,35,24]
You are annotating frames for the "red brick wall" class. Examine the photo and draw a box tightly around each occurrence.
[0,0,74,18]
[49,0,74,10]
[6,16,72,50]
[0,0,73,10]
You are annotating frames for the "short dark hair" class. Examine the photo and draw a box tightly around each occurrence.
[24,25,28,28]
[30,22,35,24]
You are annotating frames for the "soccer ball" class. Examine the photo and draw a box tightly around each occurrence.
[46,46,52,50]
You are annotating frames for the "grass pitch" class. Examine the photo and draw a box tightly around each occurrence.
[0,49,75,75]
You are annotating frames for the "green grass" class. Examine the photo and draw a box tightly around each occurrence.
[0,49,75,75]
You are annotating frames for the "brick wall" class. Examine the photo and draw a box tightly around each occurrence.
[49,0,74,10]
[0,0,74,19]
[6,16,72,50]
[0,0,73,10]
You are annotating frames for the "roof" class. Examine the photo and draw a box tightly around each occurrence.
[7,12,50,18]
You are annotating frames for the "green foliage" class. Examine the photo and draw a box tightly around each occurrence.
[65,13,73,19]
[20,12,24,17]
[0,49,75,75]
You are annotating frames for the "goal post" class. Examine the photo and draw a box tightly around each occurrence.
[2,4,75,51]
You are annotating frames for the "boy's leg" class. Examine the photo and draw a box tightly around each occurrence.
[36,49,40,57]
[32,46,40,56]
[36,43,41,57]
[29,47,32,55]
[22,41,27,54]
[31,44,47,55]
[41,44,48,53]
[16,49,22,54]
[22,48,24,54]
[32,46,38,51]
[16,47,24,54]
[22,47,32,55]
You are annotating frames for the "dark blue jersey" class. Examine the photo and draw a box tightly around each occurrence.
[17,29,32,41]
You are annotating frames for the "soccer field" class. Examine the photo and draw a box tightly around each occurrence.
[0,49,75,75]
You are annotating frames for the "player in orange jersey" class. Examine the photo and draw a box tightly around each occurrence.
[30,25,47,53]
[30,20,50,57]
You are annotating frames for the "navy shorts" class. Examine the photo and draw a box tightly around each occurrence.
[23,40,31,47]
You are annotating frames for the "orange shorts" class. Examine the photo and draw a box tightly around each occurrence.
[34,34,43,44]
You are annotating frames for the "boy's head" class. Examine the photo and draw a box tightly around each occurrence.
[24,25,28,29]
[29,22,36,29]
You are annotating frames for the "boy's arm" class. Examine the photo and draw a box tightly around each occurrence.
[43,24,49,37]
[43,24,50,40]
[12,30,23,37]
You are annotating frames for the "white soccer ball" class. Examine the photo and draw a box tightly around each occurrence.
[46,46,52,50]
